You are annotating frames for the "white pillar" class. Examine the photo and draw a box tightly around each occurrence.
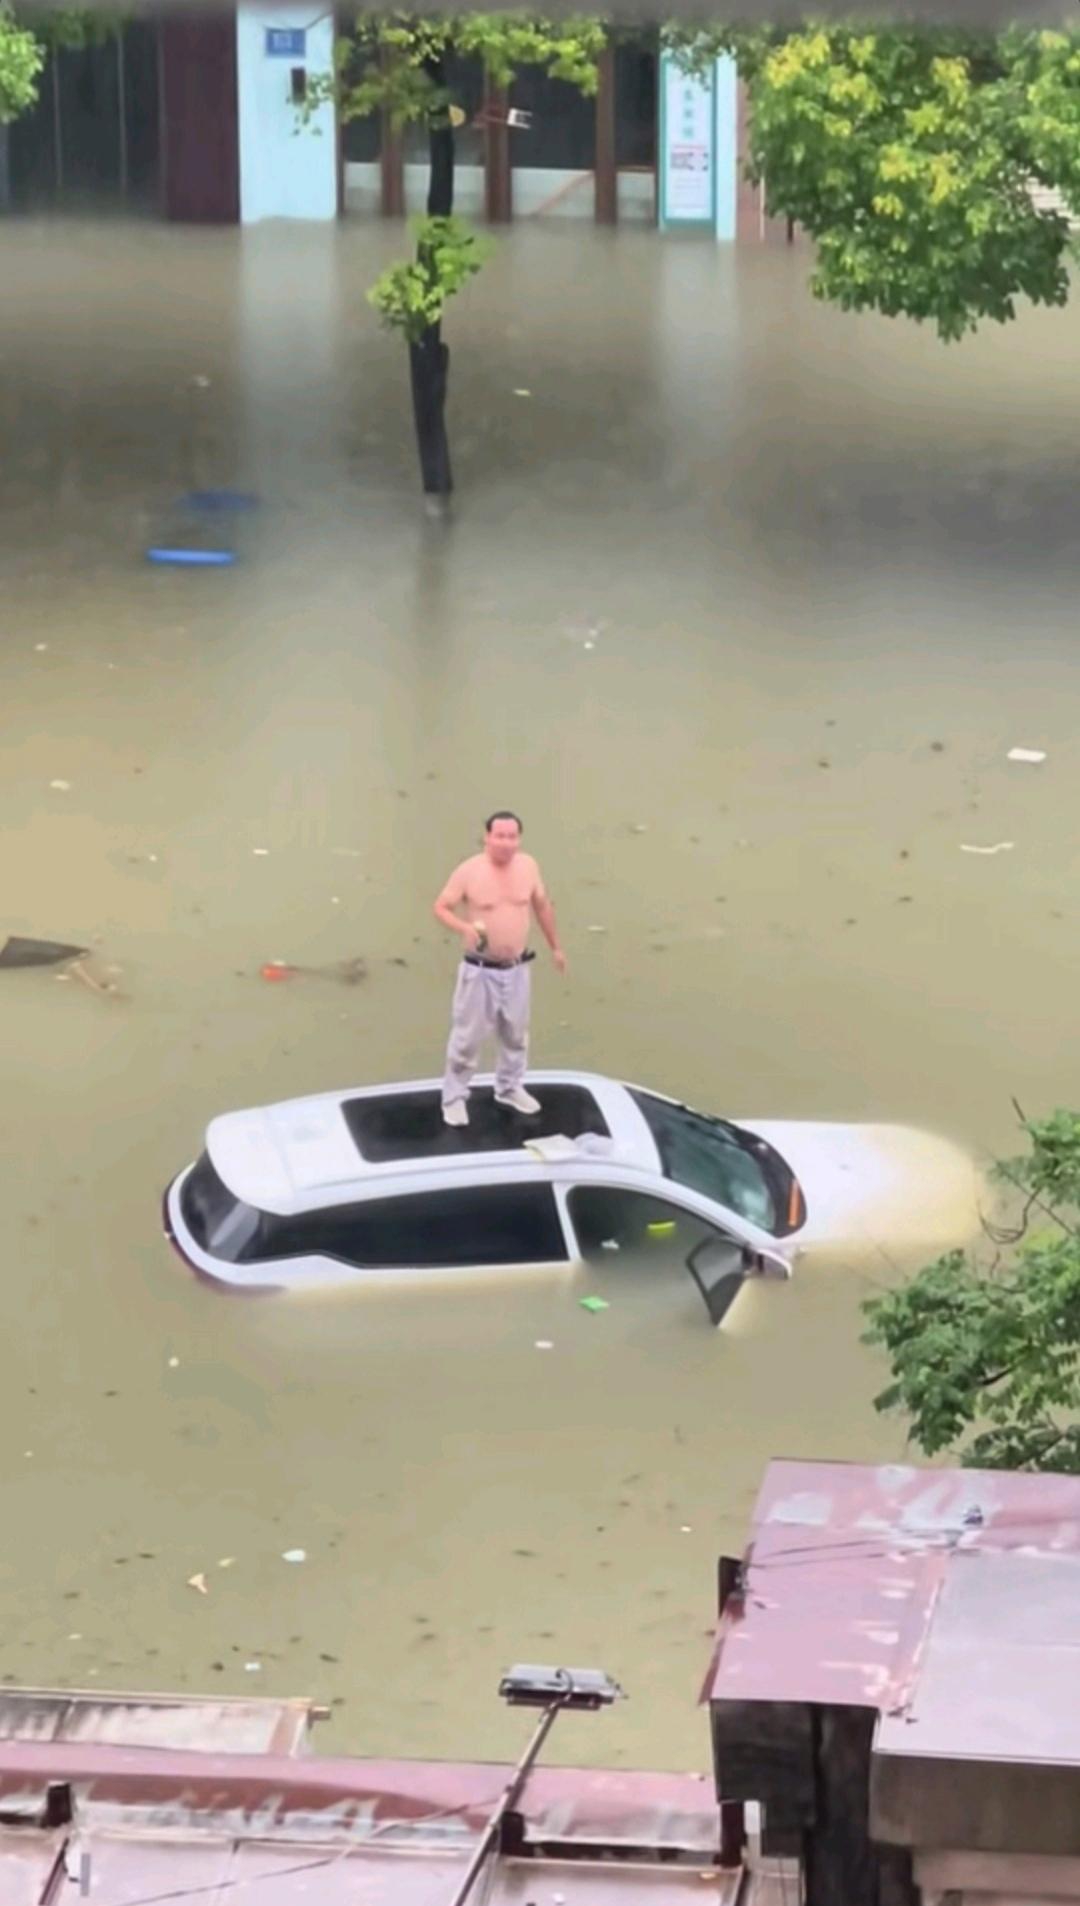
[236,4,337,223]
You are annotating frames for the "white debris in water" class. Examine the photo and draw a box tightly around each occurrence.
[513,388,532,397]
[534,1339,554,1351]
[218,1557,236,1569]
[167,1356,179,1368]
[281,1548,307,1563]
[601,1239,620,1252]
[34,643,48,652]
[1007,747,1046,764]
[187,1573,208,1595]
[252,848,270,857]
[960,841,1014,856]
[244,1660,262,1673]
[49,779,71,792]
[587,924,607,934]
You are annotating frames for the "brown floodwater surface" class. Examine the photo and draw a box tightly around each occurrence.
[0,216,1075,1770]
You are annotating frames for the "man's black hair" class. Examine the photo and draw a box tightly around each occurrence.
[485,810,523,833]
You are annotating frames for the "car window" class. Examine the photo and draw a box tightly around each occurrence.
[261,1183,567,1269]
[567,1185,713,1254]
[628,1092,776,1230]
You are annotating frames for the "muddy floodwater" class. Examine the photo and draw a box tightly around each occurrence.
[0,216,1076,1770]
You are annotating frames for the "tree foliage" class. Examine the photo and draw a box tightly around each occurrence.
[0,5,44,123]
[369,213,490,340]
[664,23,1080,342]
[863,1110,1080,1472]
[0,5,125,127]
[308,11,604,130]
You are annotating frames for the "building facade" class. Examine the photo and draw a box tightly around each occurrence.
[1,16,785,243]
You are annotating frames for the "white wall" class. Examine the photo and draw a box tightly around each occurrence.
[343,163,656,224]
[236,4,337,224]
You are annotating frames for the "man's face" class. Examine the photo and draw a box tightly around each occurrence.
[485,818,521,866]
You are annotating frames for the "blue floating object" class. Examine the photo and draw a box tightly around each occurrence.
[147,547,236,567]
[183,489,260,513]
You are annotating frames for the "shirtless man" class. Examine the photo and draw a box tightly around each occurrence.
[434,811,566,1127]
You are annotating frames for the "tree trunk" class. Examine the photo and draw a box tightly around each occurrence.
[408,60,455,501]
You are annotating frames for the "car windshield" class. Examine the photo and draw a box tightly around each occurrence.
[181,1152,265,1262]
[628,1092,776,1231]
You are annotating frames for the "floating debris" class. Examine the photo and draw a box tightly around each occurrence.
[281,1549,307,1564]
[1007,747,1046,764]
[260,955,367,987]
[960,841,1014,856]
[579,1296,610,1314]
[0,937,88,970]
[187,1573,208,1596]
[534,1339,554,1351]
[49,779,71,792]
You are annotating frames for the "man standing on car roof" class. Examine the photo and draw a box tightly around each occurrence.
[434,811,566,1129]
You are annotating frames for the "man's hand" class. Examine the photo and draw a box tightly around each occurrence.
[552,948,568,976]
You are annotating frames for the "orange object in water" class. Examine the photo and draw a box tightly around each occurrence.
[260,962,292,982]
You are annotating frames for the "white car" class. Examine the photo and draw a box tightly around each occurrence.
[162,1070,970,1324]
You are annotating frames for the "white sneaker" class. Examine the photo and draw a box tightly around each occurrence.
[442,1100,469,1128]
[495,1087,541,1115]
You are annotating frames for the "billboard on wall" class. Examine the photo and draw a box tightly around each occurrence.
[658,51,737,241]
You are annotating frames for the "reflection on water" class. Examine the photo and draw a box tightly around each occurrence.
[0,216,1075,1769]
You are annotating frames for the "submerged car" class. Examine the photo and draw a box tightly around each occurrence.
[163,1070,974,1324]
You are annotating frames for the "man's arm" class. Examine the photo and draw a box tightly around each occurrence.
[532,869,567,973]
[434,864,481,950]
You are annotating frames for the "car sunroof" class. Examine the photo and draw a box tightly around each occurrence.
[342,1085,610,1163]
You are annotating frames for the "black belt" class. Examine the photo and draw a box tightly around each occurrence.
[464,950,536,969]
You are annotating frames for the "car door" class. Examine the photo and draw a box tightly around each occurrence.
[564,1183,788,1326]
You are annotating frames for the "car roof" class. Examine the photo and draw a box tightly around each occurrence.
[205,1071,661,1216]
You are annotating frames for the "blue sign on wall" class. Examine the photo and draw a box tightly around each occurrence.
[265,26,306,57]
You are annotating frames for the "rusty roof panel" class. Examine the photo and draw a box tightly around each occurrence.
[55,1837,741,1906]
[0,1691,314,1758]
[874,1549,1080,1767]
[702,1458,1080,1712]
[0,1829,65,1906]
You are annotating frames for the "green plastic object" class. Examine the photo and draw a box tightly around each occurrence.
[579,1296,610,1314]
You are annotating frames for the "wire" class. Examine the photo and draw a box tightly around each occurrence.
[110,1796,502,1906]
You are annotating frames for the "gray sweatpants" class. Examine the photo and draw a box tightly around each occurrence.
[442,960,531,1106]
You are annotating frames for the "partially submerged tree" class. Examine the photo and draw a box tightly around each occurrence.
[664,24,1080,342]
[863,1109,1080,1472]
[312,13,605,502]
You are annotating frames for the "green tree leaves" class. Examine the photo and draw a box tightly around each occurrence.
[863,1111,1080,1472]
[368,214,491,340]
[0,6,44,124]
[668,24,1080,342]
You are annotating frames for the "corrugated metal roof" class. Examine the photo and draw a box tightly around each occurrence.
[0,1690,315,1757]
[702,1458,1080,1715]
[0,1727,731,1906]
[875,1548,1080,1766]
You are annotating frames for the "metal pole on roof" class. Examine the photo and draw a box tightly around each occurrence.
[445,1696,566,1906]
